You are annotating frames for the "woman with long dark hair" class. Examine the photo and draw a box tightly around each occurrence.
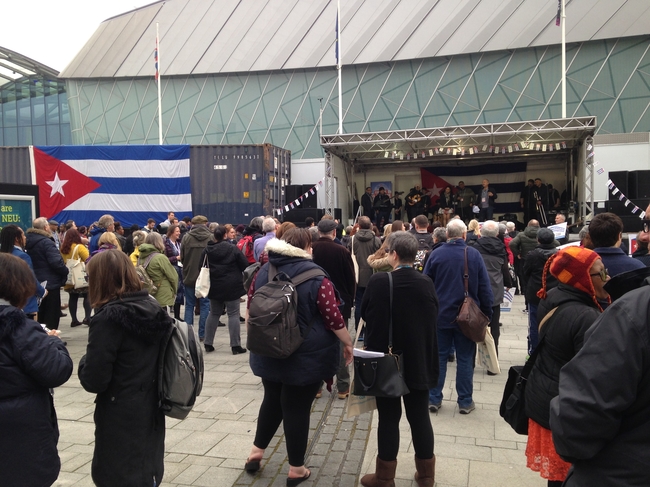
[202,225,249,354]
[79,250,172,486]
[60,228,91,326]
[0,253,72,486]
[165,223,185,320]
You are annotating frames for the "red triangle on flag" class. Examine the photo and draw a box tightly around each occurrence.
[419,168,454,205]
[33,148,101,218]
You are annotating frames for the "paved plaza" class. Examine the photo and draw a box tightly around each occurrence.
[51,292,545,487]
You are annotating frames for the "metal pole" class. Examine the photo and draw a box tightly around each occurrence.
[337,0,343,134]
[561,0,566,118]
[157,23,163,144]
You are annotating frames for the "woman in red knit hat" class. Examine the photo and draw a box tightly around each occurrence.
[523,246,610,486]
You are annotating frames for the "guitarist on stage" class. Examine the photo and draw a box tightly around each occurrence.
[406,185,424,221]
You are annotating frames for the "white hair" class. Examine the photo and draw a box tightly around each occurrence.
[481,220,499,238]
[506,221,515,231]
[446,219,467,238]
[262,217,276,233]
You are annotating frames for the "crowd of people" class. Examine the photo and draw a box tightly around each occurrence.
[2,198,650,486]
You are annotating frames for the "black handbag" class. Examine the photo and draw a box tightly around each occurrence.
[455,247,490,343]
[499,306,561,434]
[353,272,410,398]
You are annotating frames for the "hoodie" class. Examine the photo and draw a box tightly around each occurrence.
[348,229,381,287]
[180,225,214,285]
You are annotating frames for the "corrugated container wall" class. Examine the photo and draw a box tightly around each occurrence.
[0,147,32,185]
[189,144,291,225]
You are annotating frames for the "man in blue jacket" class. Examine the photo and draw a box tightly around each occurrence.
[89,214,115,253]
[25,217,69,330]
[424,219,493,415]
[589,212,644,278]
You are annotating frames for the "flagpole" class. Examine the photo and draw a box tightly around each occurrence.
[156,23,163,145]
[562,0,566,118]
[337,0,343,134]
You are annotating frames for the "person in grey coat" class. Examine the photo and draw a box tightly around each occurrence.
[347,216,381,332]
[474,220,511,357]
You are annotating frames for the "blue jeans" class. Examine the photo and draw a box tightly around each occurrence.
[354,286,366,329]
[429,327,476,408]
[528,303,539,355]
[184,287,210,339]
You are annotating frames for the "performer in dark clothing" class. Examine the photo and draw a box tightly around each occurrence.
[533,178,550,226]
[361,187,373,219]
[406,186,424,221]
[456,181,475,223]
[520,179,535,225]
[373,187,392,229]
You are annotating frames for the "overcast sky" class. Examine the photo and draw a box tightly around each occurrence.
[1,1,155,72]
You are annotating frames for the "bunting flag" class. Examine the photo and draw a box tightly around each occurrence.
[274,180,324,216]
[606,178,647,220]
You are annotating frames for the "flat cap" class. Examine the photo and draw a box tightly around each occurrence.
[191,215,208,224]
[318,219,338,233]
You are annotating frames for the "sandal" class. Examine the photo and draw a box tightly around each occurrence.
[244,458,261,473]
[286,469,311,486]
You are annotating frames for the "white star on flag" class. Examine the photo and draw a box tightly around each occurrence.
[46,172,69,197]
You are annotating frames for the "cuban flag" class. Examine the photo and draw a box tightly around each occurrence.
[31,145,192,227]
[420,162,527,215]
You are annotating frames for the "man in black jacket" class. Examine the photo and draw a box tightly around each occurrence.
[550,283,650,486]
[25,217,69,330]
[361,186,373,219]
[312,218,356,398]
[373,187,392,229]
[522,228,559,354]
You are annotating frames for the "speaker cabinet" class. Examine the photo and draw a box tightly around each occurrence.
[631,170,650,199]
[608,171,628,200]
[282,208,323,225]
[300,184,318,208]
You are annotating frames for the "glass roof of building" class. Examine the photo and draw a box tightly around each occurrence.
[0,46,60,87]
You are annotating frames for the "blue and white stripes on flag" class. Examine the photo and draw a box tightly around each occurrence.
[34,145,191,228]
[420,162,528,215]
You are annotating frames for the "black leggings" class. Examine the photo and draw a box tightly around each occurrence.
[254,379,321,467]
[68,292,91,322]
[376,388,434,462]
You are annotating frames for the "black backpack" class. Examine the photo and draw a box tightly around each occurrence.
[414,233,433,272]
[247,264,325,359]
[157,319,204,419]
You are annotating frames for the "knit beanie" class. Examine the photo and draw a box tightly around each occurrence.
[537,246,605,310]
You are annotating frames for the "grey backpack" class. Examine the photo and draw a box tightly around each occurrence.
[247,264,325,359]
[136,253,159,295]
[158,319,204,419]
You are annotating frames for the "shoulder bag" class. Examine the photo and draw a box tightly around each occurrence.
[353,272,410,398]
[499,306,561,435]
[66,244,89,290]
[195,254,211,298]
[351,235,359,283]
[455,247,490,342]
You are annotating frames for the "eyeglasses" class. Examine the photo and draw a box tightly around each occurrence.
[589,268,609,282]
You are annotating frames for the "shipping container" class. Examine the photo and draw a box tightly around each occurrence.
[189,144,291,225]
[0,147,32,185]
[0,144,291,225]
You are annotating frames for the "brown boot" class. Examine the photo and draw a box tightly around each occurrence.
[360,457,397,487]
[414,455,436,487]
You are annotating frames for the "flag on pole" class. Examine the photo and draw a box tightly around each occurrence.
[556,0,562,26]
[154,36,160,81]
[334,11,340,65]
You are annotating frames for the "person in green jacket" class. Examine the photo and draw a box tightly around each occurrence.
[139,233,178,309]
